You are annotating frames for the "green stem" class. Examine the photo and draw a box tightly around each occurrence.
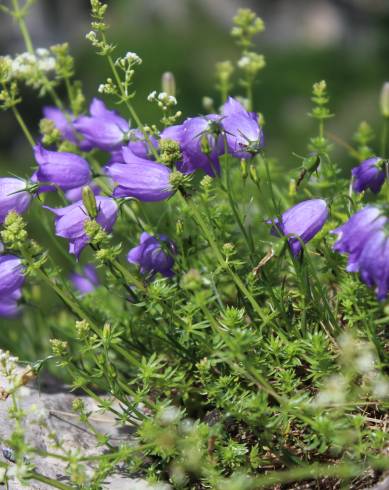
[11,105,35,147]
[178,192,273,326]
[29,471,75,490]
[101,36,159,160]
[12,0,33,54]
[381,117,389,157]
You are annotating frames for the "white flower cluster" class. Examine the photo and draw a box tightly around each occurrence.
[124,51,142,65]
[147,90,177,108]
[3,49,56,81]
[0,349,19,378]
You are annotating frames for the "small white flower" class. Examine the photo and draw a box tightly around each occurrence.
[147,90,157,102]
[125,51,142,65]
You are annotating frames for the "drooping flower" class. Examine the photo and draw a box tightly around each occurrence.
[351,157,386,194]
[106,147,173,201]
[358,229,389,300]
[0,178,31,224]
[180,115,224,176]
[127,129,158,160]
[0,289,22,318]
[221,97,264,159]
[127,232,176,278]
[0,254,25,296]
[331,206,386,272]
[74,98,130,151]
[33,144,91,191]
[44,196,118,258]
[70,264,99,295]
[269,199,328,256]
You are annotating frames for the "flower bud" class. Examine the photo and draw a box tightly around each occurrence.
[161,71,176,97]
[380,82,389,118]
[249,164,259,184]
[82,185,98,219]
[240,159,248,181]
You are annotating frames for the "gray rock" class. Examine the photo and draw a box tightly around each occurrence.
[0,374,157,489]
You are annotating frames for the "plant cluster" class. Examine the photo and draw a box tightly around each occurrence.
[0,1,388,489]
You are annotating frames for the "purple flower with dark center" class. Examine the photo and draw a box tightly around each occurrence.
[358,228,389,300]
[221,97,264,159]
[0,178,31,224]
[33,144,91,191]
[128,232,176,278]
[269,199,328,256]
[70,264,99,295]
[331,206,386,272]
[106,147,173,201]
[352,157,386,194]
[43,106,78,145]
[44,196,118,258]
[74,98,130,151]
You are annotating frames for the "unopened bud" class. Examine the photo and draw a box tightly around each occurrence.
[240,159,248,181]
[202,96,214,113]
[249,164,258,184]
[161,71,176,97]
[82,186,97,219]
[380,82,389,118]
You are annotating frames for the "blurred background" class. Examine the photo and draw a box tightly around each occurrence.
[1,0,389,167]
[0,0,388,359]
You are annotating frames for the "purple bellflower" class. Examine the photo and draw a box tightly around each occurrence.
[269,199,328,256]
[44,196,118,258]
[0,178,31,224]
[358,228,389,300]
[332,206,389,299]
[180,115,224,176]
[0,254,25,317]
[106,147,173,201]
[331,206,386,273]
[128,232,176,278]
[221,97,264,159]
[34,144,91,191]
[70,264,99,295]
[74,98,130,151]
[352,157,386,194]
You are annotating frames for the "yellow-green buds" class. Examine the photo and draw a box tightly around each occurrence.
[82,185,98,219]
[380,82,389,118]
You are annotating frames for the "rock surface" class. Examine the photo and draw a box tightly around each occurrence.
[0,374,155,489]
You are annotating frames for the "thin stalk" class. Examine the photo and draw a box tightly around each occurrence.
[101,34,159,160]
[12,0,34,54]
[178,192,273,326]
[29,472,74,490]
[11,105,35,147]
[381,117,389,157]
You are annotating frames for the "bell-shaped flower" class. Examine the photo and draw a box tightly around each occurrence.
[0,254,25,296]
[73,98,130,151]
[331,206,386,272]
[106,147,173,201]
[0,178,31,224]
[352,157,386,194]
[0,289,22,318]
[44,196,118,258]
[70,264,99,295]
[358,229,389,300]
[127,232,176,278]
[269,199,328,256]
[34,144,91,191]
[221,97,264,159]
